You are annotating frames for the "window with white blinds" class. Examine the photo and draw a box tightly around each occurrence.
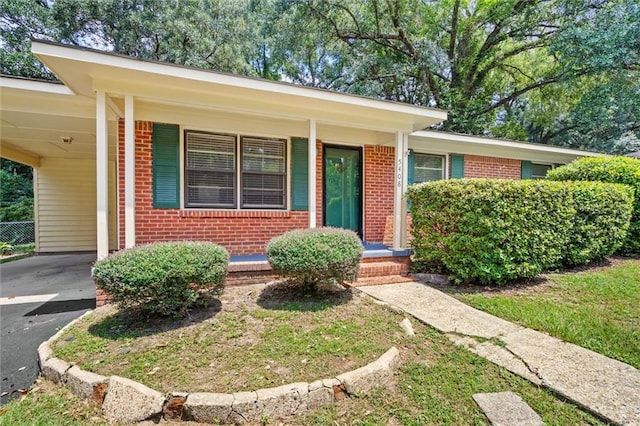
[241,136,286,208]
[185,131,236,208]
[184,131,287,209]
[414,153,445,183]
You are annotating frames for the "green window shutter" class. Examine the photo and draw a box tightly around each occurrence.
[521,160,533,179]
[450,154,465,179]
[290,137,309,210]
[407,149,415,184]
[152,123,180,208]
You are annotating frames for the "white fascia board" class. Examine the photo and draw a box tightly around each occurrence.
[31,41,447,122]
[411,130,609,158]
[0,76,74,96]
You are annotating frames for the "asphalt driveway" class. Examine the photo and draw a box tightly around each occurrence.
[0,254,96,404]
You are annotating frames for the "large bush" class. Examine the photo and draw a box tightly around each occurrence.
[267,227,363,289]
[408,179,633,285]
[93,241,228,317]
[564,181,633,265]
[547,156,640,253]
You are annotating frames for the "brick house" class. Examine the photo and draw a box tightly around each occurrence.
[1,41,606,275]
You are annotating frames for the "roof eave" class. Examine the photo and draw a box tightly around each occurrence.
[31,40,447,130]
[410,130,609,158]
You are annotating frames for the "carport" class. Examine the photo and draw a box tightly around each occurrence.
[0,76,118,254]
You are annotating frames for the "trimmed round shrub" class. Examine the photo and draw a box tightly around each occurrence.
[93,241,228,317]
[266,227,363,289]
[547,156,640,253]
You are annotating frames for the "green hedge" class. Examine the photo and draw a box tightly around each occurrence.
[93,241,228,317]
[564,181,633,264]
[408,179,633,285]
[547,156,640,253]
[267,227,363,289]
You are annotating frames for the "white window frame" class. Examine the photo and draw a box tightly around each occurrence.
[531,162,554,180]
[183,129,288,210]
[240,135,287,209]
[413,152,446,183]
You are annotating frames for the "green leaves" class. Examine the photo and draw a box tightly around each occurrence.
[266,227,363,289]
[92,241,229,317]
[548,156,640,253]
[2,0,637,153]
[408,177,634,285]
[0,159,34,222]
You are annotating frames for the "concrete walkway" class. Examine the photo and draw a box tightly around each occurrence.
[358,281,640,426]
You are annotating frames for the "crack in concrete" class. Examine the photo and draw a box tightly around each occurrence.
[498,339,544,382]
[445,330,544,383]
[228,394,246,424]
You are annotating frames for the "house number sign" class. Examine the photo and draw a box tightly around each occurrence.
[397,158,403,187]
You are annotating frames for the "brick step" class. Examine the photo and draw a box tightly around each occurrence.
[358,260,409,278]
[224,258,411,286]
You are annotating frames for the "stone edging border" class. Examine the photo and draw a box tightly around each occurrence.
[37,308,401,424]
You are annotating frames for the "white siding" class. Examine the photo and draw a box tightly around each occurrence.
[35,158,117,252]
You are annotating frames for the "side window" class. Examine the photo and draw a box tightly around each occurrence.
[414,153,445,183]
[532,163,553,179]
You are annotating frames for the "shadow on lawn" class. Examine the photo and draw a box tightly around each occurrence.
[433,256,621,296]
[87,299,223,340]
[257,279,353,312]
[432,275,551,296]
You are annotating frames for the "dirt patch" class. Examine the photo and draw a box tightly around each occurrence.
[52,281,420,395]
[426,255,639,298]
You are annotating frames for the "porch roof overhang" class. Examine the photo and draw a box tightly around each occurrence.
[31,40,447,133]
[0,75,118,163]
[410,130,610,164]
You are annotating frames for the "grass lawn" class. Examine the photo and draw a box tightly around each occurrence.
[0,379,104,426]
[1,281,605,425]
[0,243,35,263]
[452,257,640,369]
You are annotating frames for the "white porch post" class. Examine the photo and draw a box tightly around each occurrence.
[96,91,109,259]
[392,131,409,250]
[308,119,317,228]
[124,95,136,248]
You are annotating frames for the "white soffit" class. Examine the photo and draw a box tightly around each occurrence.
[31,41,448,132]
[410,130,609,162]
[1,76,117,160]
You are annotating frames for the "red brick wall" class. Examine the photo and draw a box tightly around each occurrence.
[118,121,308,255]
[119,122,528,253]
[364,145,395,244]
[462,155,522,179]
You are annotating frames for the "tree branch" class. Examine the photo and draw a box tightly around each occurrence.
[470,74,574,118]
[448,0,460,61]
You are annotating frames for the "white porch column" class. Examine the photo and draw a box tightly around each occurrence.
[96,91,109,259]
[308,119,317,228]
[124,96,136,248]
[392,131,409,250]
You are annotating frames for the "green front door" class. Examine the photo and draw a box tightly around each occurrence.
[323,146,362,235]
